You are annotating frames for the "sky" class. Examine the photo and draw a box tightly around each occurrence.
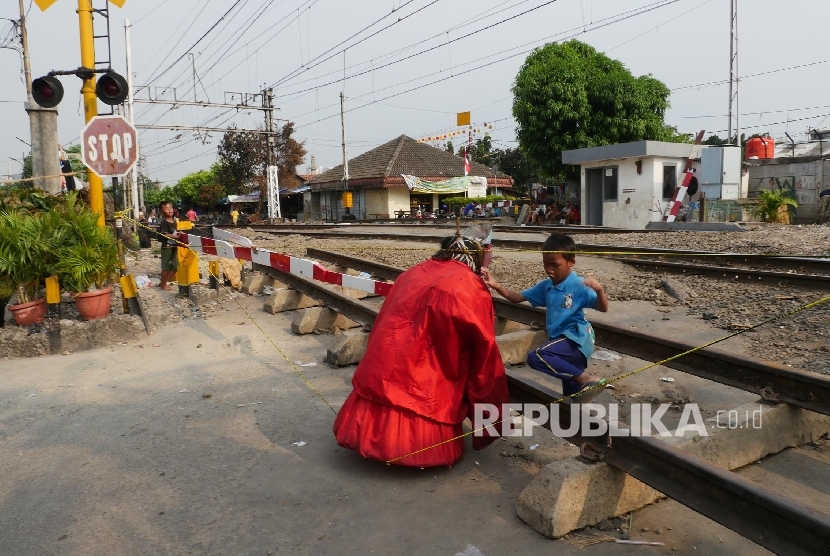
[1,0,827,185]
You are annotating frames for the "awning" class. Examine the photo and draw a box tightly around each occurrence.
[280,185,310,195]
[219,193,260,204]
[401,174,487,194]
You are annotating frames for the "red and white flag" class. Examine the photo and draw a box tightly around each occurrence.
[463,148,470,176]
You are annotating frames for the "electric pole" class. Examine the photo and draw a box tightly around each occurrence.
[22,0,61,194]
[340,91,349,187]
[263,87,281,221]
[18,0,32,100]
[728,0,739,146]
[125,18,140,217]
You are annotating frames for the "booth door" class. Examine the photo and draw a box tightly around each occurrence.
[586,168,603,226]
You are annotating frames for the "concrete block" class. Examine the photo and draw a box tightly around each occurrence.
[326,330,369,366]
[516,401,830,538]
[496,329,548,365]
[263,290,319,314]
[291,307,360,335]
[495,317,530,336]
[241,273,286,295]
[517,457,659,539]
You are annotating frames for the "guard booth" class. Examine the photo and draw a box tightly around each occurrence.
[562,141,705,229]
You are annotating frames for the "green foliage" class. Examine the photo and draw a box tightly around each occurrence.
[442,195,507,206]
[0,192,118,302]
[64,145,89,183]
[512,40,678,178]
[141,176,165,209]
[754,188,798,223]
[445,140,454,153]
[0,185,64,215]
[0,207,63,303]
[52,193,119,293]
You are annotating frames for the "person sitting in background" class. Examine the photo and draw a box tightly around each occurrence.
[524,203,538,225]
[819,188,830,224]
[566,204,581,225]
[463,201,476,217]
[545,204,561,222]
[186,207,198,222]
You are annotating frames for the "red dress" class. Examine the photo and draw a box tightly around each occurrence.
[333,259,509,467]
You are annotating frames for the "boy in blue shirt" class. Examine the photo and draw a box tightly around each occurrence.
[482,233,611,402]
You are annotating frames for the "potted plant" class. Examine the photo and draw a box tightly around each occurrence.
[54,200,119,320]
[0,210,57,326]
[754,188,798,223]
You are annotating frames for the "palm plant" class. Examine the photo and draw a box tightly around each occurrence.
[52,196,118,293]
[0,210,60,303]
[754,188,798,223]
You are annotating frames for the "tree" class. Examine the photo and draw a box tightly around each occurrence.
[216,127,266,196]
[273,122,307,190]
[64,145,88,183]
[512,39,683,178]
[216,122,306,213]
[444,140,454,153]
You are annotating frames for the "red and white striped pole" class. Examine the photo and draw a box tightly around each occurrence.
[664,130,706,222]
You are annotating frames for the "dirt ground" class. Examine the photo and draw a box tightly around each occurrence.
[4,287,830,556]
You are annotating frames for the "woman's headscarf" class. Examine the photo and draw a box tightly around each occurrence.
[432,235,484,273]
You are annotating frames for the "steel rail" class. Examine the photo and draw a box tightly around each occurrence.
[507,374,830,556]
[247,227,830,274]
[238,222,653,235]
[255,251,830,555]
[618,257,830,288]
[306,248,830,417]
[253,263,381,329]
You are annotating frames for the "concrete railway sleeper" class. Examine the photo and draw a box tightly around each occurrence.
[254,259,830,555]
[304,248,830,417]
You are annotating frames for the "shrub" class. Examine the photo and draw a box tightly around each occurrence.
[754,189,797,223]
[442,195,508,206]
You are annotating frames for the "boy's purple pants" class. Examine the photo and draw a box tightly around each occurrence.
[526,336,587,396]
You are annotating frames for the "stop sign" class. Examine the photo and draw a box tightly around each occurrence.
[80,115,138,177]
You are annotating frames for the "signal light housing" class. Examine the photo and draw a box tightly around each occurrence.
[96,71,129,106]
[32,75,64,108]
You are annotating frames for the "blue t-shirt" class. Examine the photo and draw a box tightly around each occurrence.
[463,202,476,216]
[521,271,598,361]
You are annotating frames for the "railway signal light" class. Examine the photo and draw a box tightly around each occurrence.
[31,75,64,108]
[95,71,128,106]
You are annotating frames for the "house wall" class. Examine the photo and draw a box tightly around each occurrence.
[579,157,704,229]
[747,159,826,222]
[365,189,389,218]
[386,186,411,215]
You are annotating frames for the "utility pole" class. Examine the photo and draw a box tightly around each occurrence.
[21,0,61,193]
[78,0,105,225]
[339,91,349,187]
[263,87,281,221]
[728,0,739,147]
[18,0,32,99]
[125,18,140,217]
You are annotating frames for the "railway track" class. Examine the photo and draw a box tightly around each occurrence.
[305,248,830,415]
[251,251,830,555]
[227,222,652,235]
[246,226,830,280]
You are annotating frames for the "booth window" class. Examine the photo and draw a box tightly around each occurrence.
[663,165,677,200]
[602,167,618,201]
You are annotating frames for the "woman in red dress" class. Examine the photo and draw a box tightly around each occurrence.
[333,236,509,467]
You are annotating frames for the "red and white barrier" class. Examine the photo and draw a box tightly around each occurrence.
[180,231,393,297]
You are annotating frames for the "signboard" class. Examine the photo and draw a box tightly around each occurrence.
[466,177,487,198]
[80,115,138,177]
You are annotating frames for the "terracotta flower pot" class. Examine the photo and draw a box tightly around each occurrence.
[9,298,47,326]
[74,287,112,321]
